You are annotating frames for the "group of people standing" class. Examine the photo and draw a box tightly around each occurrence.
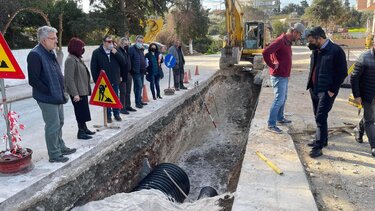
[263,23,374,158]
[27,26,187,163]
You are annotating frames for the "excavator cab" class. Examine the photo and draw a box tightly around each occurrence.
[242,21,265,61]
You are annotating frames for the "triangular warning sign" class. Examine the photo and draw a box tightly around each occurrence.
[90,70,122,108]
[0,32,25,79]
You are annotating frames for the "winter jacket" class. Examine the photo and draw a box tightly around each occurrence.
[307,40,347,94]
[64,54,92,97]
[351,48,375,103]
[117,46,131,82]
[128,45,147,75]
[27,44,66,104]
[90,45,125,85]
[168,45,185,68]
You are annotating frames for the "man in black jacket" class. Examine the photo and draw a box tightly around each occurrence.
[117,37,137,114]
[351,44,375,157]
[90,35,125,123]
[306,27,348,158]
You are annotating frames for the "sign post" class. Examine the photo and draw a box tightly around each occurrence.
[89,70,122,131]
[164,54,177,95]
[0,32,25,150]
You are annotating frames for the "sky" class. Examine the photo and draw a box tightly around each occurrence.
[80,0,358,13]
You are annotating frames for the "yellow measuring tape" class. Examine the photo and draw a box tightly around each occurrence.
[256,151,283,175]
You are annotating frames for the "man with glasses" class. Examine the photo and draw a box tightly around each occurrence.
[27,26,76,163]
[90,35,125,123]
[306,27,347,158]
[262,23,305,134]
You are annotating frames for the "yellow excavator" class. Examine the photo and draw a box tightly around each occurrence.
[141,17,164,44]
[220,0,270,69]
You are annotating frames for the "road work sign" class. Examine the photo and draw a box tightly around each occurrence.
[165,54,176,68]
[0,32,25,79]
[89,70,122,108]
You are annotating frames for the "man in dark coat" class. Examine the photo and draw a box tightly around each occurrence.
[117,37,137,114]
[128,35,148,108]
[28,26,76,163]
[351,42,375,157]
[306,27,348,158]
[90,35,125,123]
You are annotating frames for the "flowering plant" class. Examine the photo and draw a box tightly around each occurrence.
[1,105,25,158]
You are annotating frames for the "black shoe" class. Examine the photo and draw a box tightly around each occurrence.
[120,109,130,115]
[136,104,143,108]
[372,148,375,157]
[141,102,148,105]
[114,115,122,121]
[107,118,112,123]
[83,123,96,135]
[77,129,92,140]
[308,140,328,147]
[180,86,188,89]
[49,155,69,163]
[309,148,323,158]
[157,95,162,99]
[61,148,77,155]
[277,118,292,124]
[175,88,180,91]
[126,107,137,112]
[153,96,157,100]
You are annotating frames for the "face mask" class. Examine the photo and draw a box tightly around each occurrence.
[136,42,142,49]
[307,43,319,51]
[150,47,156,52]
[108,44,114,50]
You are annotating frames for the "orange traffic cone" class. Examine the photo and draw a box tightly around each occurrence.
[195,65,200,75]
[188,69,192,80]
[142,85,149,102]
[183,72,189,84]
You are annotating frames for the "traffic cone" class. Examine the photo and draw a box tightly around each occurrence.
[183,72,189,83]
[142,85,149,102]
[188,69,192,80]
[195,65,200,75]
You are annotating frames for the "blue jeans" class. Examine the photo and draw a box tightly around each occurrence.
[107,84,120,118]
[268,76,288,127]
[133,74,143,105]
[150,74,161,97]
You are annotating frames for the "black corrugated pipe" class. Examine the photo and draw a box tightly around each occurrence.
[133,163,190,203]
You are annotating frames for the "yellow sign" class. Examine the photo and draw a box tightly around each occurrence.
[0,32,25,79]
[89,70,122,108]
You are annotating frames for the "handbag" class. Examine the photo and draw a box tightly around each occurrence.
[158,66,164,79]
[146,73,151,82]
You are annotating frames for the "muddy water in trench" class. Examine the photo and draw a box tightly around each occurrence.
[75,69,260,210]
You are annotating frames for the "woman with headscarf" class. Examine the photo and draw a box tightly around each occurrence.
[64,37,95,140]
[145,43,163,100]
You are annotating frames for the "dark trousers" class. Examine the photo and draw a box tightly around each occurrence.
[173,66,184,88]
[362,99,375,148]
[149,74,161,97]
[357,117,365,137]
[70,95,91,124]
[107,84,120,118]
[125,73,132,108]
[133,73,143,105]
[310,89,337,149]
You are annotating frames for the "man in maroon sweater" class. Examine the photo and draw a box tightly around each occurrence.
[262,23,305,133]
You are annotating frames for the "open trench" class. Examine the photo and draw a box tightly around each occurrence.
[11,67,260,210]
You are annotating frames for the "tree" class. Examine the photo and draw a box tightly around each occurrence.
[304,0,346,30]
[172,0,210,54]
[272,21,288,37]
[281,1,309,16]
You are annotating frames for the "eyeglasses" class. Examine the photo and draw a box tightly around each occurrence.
[47,37,57,40]
[105,40,113,43]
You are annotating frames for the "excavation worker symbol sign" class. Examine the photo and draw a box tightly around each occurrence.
[165,54,176,68]
[89,70,122,108]
[0,32,25,79]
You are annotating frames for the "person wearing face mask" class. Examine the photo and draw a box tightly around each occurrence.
[145,43,163,100]
[129,35,148,108]
[90,35,125,123]
[262,23,305,134]
[64,37,95,140]
[117,37,137,114]
[350,41,375,157]
[27,26,76,163]
[306,26,347,158]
